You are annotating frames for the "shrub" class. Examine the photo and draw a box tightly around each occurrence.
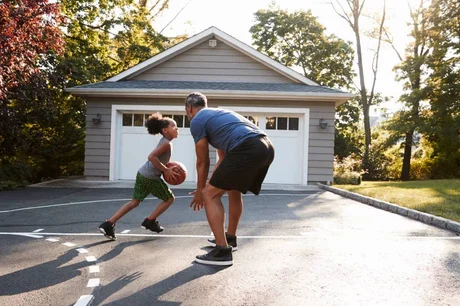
[333,154,364,185]
[334,171,362,185]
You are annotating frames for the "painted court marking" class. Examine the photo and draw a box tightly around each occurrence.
[86,256,97,262]
[33,229,44,232]
[0,193,314,214]
[89,265,100,273]
[87,278,100,288]
[121,230,131,234]
[76,248,88,254]
[1,231,459,240]
[13,233,43,239]
[74,295,94,306]
[46,238,59,242]
[63,242,76,247]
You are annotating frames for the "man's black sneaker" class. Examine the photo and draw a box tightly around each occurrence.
[195,245,233,266]
[98,220,116,241]
[207,233,238,251]
[141,218,164,233]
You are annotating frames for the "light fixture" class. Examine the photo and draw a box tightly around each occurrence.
[92,113,102,125]
[319,118,328,129]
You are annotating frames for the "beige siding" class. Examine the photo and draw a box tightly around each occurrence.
[84,97,335,183]
[132,40,295,84]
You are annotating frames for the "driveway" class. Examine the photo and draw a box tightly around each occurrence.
[0,186,459,305]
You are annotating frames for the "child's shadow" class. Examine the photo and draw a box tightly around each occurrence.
[95,263,229,306]
[0,239,147,296]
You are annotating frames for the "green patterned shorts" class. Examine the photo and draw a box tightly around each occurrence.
[132,173,174,201]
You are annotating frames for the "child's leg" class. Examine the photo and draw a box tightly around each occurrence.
[108,199,141,223]
[147,196,175,220]
[148,179,175,220]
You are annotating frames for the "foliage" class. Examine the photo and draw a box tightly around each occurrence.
[423,0,460,178]
[0,0,65,98]
[333,154,364,185]
[250,8,355,89]
[1,0,176,187]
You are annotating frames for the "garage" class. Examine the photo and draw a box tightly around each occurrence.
[68,27,354,184]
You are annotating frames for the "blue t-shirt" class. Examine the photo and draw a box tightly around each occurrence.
[190,108,266,153]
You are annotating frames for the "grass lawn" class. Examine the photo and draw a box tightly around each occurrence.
[334,179,460,223]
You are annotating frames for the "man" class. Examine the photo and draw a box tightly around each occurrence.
[185,92,275,266]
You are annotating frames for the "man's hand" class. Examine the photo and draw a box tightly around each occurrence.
[190,188,205,211]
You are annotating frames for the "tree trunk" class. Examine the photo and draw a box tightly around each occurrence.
[401,130,414,180]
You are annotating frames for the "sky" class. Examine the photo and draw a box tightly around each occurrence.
[153,0,419,114]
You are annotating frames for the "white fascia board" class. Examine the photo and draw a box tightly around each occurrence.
[106,28,216,82]
[211,28,319,86]
[66,88,354,103]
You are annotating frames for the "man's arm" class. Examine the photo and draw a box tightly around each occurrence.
[195,137,210,191]
[210,149,226,179]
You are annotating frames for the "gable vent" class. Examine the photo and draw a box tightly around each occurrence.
[209,39,217,48]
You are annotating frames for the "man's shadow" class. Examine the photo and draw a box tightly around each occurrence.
[94,262,229,306]
[0,239,150,296]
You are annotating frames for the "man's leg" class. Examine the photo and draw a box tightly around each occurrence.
[227,190,243,236]
[202,184,227,247]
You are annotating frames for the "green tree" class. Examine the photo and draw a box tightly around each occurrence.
[250,8,359,159]
[328,0,387,169]
[250,8,355,89]
[383,0,430,180]
[424,0,460,178]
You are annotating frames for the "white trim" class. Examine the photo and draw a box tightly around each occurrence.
[109,105,186,181]
[106,26,318,86]
[219,106,310,185]
[67,88,354,106]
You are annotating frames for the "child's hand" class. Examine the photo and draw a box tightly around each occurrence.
[163,168,180,182]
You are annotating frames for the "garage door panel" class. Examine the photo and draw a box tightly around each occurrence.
[119,133,160,179]
[118,126,196,182]
[264,134,302,184]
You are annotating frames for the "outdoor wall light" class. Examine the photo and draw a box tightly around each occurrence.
[319,118,328,129]
[92,113,102,125]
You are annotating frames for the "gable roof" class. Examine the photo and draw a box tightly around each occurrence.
[107,26,319,86]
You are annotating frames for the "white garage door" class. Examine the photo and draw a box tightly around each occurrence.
[241,114,303,185]
[117,112,196,181]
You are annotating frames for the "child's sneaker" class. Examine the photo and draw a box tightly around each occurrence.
[195,245,233,266]
[141,218,164,233]
[98,220,116,241]
[207,233,238,251]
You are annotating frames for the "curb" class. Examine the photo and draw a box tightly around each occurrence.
[318,183,460,235]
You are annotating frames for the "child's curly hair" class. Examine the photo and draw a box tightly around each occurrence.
[146,112,171,135]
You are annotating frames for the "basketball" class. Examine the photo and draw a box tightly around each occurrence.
[164,161,187,185]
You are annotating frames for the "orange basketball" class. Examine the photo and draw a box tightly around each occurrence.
[164,161,187,185]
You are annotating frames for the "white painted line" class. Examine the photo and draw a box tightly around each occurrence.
[15,233,43,238]
[63,242,76,247]
[33,229,44,232]
[46,238,59,242]
[0,193,312,214]
[1,231,459,240]
[87,278,100,288]
[89,265,100,273]
[76,248,88,254]
[74,295,94,306]
[86,256,97,262]
[121,230,131,234]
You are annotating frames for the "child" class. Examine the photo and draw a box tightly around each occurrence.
[98,113,180,240]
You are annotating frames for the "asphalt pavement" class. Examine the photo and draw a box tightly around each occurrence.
[0,186,459,306]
